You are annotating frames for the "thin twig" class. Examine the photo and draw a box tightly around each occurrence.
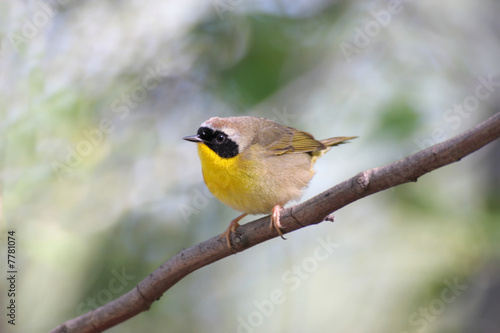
[51,112,500,333]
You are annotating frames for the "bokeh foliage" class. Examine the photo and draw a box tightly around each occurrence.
[1,1,499,332]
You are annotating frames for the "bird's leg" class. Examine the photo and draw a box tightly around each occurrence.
[271,205,286,240]
[220,213,247,248]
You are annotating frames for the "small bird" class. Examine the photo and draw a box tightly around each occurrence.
[183,116,356,248]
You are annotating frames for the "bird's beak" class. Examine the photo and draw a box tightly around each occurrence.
[183,135,203,143]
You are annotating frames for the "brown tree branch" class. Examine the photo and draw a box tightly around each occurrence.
[51,112,500,333]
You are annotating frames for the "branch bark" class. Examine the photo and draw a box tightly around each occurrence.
[51,112,500,333]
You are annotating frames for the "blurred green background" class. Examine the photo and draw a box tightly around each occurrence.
[1,0,500,332]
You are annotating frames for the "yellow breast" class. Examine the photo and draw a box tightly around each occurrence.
[197,143,314,214]
[197,143,258,213]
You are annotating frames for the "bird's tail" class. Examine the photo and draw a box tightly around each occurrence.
[311,136,357,163]
[320,136,358,147]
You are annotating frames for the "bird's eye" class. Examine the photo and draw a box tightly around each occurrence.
[215,133,226,144]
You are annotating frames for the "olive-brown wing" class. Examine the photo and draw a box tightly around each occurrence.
[252,124,326,155]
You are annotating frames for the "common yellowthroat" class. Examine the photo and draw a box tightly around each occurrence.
[183,116,356,248]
